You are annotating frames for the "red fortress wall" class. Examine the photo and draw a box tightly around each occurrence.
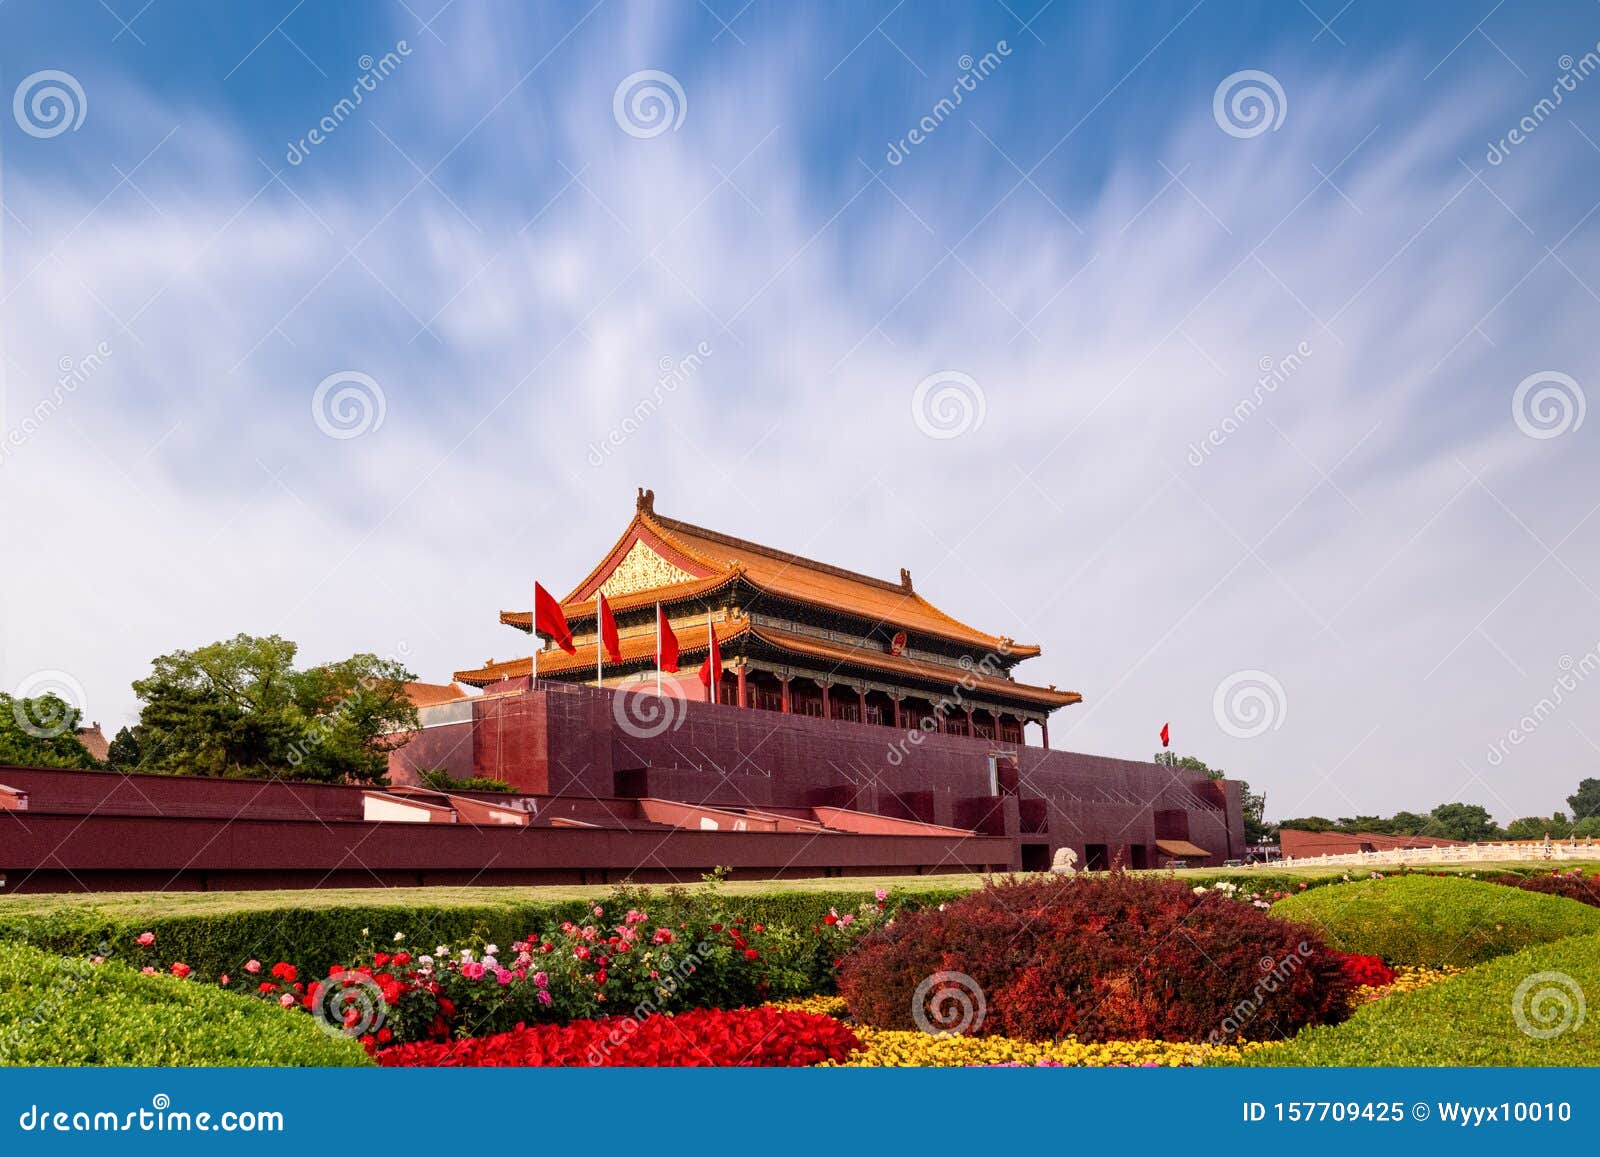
[393,682,1245,872]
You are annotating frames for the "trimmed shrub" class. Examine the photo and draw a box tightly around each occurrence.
[1270,875,1600,967]
[837,875,1350,1044]
[0,882,964,984]
[1230,929,1600,1066]
[1489,870,1600,908]
[0,941,370,1066]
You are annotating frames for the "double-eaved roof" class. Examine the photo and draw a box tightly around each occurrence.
[455,489,1080,710]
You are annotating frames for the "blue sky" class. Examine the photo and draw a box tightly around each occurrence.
[2,1,1600,826]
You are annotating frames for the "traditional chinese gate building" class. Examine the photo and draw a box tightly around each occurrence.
[454,489,1081,746]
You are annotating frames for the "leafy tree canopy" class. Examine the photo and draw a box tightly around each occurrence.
[127,633,417,784]
[0,694,99,769]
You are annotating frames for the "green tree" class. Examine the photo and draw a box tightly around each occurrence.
[1276,816,1337,832]
[129,634,417,783]
[1568,778,1600,824]
[1424,802,1501,842]
[105,725,141,770]
[1387,810,1431,835]
[0,694,99,769]
[1504,815,1573,840]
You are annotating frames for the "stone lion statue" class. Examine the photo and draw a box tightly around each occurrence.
[1049,846,1078,876]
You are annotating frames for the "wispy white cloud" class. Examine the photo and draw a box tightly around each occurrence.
[2,10,1598,825]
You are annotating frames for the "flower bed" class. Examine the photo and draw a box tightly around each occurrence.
[373,1006,860,1067]
[1488,869,1600,908]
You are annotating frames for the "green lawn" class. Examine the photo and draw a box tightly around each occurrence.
[1230,929,1600,1066]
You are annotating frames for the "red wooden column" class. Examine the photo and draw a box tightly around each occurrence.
[736,663,748,708]
[892,695,903,729]
[856,686,868,723]
[779,676,791,714]
[1040,717,1050,749]
[820,681,832,720]
[965,707,975,737]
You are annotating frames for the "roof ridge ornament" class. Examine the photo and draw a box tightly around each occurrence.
[636,487,655,514]
[899,567,913,592]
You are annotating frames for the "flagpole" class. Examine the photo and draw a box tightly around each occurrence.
[656,602,662,697]
[531,589,538,690]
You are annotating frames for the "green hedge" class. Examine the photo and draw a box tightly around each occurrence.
[0,941,370,1066]
[1229,929,1600,1066]
[0,883,970,981]
[1269,874,1600,967]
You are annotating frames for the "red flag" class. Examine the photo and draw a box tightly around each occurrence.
[657,605,680,672]
[597,592,622,664]
[1160,722,1170,748]
[697,620,722,700]
[535,583,575,654]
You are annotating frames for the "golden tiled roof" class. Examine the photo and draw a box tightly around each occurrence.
[455,615,1080,708]
[500,491,1040,658]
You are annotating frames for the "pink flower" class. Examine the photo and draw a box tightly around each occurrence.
[875,888,889,901]
[278,993,295,1008]
[532,971,549,988]
[140,966,157,975]
[245,960,262,974]
[537,989,553,1006]
[592,906,604,917]
[495,969,513,985]
[219,975,231,986]
[135,932,155,947]
[90,956,105,965]
[839,913,855,927]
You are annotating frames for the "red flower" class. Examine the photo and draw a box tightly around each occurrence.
[270,962,298,983]
[823,913,838,926]
[744,949,759,961]
[372,1008,860,1068]
[257,982,278,994]
[169,962,191,979]
[373,953,391,968]
[394,952,411,966]
[329,964,345,977]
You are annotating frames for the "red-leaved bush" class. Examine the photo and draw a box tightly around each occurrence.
[373,1006,860,1067]
[1489,870,1600,908]
[837,875,1351,1044]
[1333,952,1396,988]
